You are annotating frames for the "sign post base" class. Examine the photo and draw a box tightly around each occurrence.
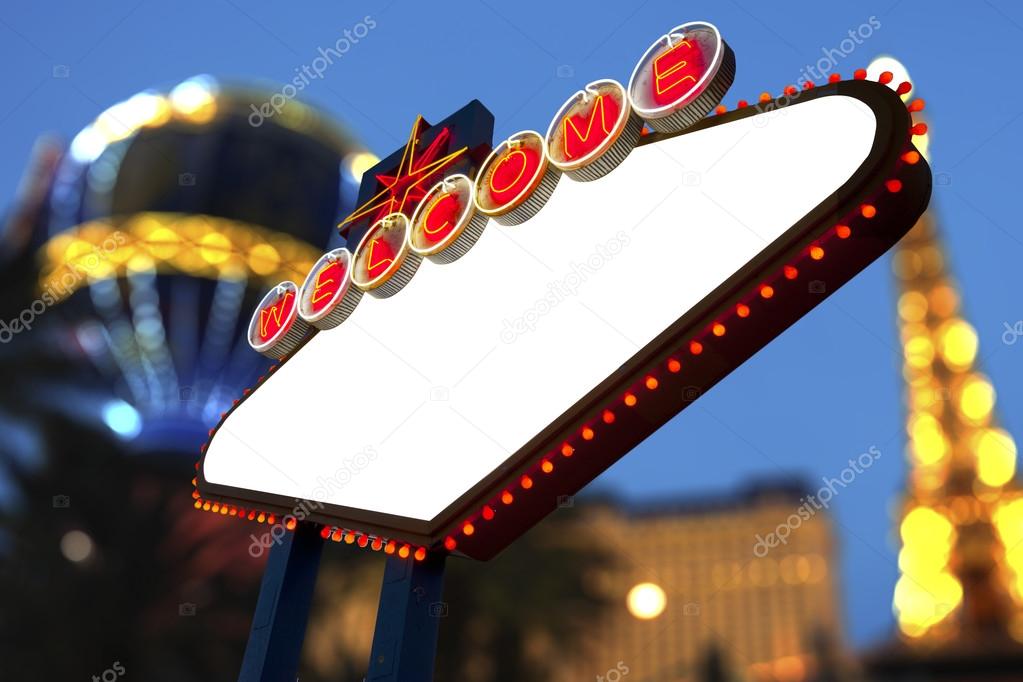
[367,553,447,681]
[237,521,324,682]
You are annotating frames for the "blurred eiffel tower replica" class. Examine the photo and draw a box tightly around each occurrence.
[862,59,1023,682]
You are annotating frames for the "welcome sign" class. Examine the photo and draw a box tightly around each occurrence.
[195,21,931,560]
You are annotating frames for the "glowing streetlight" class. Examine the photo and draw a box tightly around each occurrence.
[626,582,667,620]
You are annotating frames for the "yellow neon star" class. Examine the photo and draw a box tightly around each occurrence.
[338,116,467,235]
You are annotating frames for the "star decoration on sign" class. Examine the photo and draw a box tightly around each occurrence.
[338,116,468,235]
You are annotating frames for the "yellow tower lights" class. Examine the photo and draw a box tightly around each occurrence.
[885,53,1022,640]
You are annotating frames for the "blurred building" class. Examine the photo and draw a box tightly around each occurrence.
[560,482,844,682]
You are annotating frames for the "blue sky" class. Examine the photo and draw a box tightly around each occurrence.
[3,0,1022,648]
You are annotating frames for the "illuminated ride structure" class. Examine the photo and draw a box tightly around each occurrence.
[11,76,371,451]
[0,75,373,681]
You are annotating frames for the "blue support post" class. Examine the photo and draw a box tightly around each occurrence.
[237,521,324,682]
[366,552,447,681]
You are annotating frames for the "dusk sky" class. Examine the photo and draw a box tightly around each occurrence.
[2,1,1020,647]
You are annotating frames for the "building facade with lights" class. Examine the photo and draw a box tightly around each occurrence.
[560,482,844,682]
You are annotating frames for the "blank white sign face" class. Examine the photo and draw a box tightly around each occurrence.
[203,95,877,521]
